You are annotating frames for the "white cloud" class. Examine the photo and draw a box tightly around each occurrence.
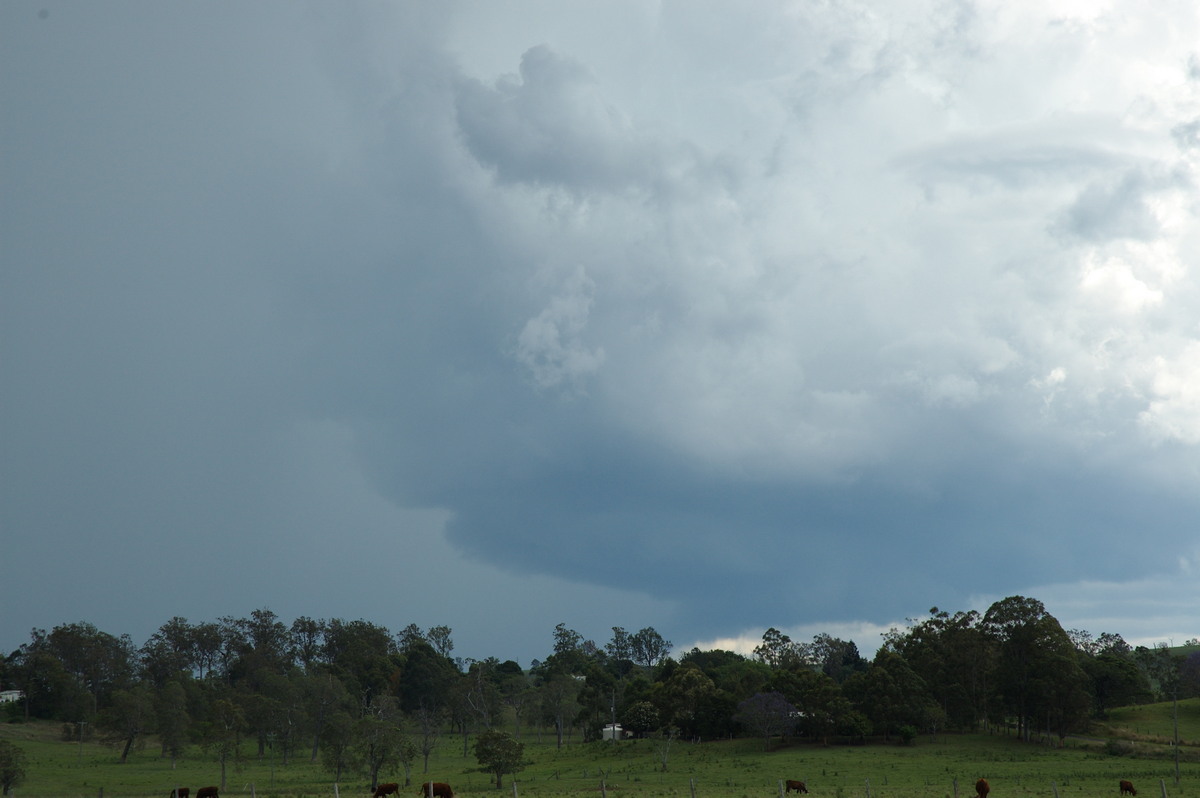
[514,266,605,392]
[1139,343,1200,444]
[688,619,901,660]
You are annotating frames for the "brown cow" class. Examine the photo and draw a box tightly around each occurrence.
[419,783,454,798]
[196,788,219,798]
[169,790,190,798]
[786,781,809,794]
[1120,781,1137,796]
[374,784,400,798]
[976,779,990,798]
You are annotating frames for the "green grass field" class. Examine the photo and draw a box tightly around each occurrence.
[5,702,1200,798]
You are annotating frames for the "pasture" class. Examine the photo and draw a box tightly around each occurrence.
[4,703,1200,798]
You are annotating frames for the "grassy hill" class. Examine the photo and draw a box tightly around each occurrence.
[1094,699,1200,747]
[4,702,1200,798]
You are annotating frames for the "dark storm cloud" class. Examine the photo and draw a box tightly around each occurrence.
[5,0,1200,663]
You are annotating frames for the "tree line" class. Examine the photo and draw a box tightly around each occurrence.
[2,597,1199,789]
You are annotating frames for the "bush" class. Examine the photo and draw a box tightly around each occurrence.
[0,739,27,796]
[1105,738,1134,756]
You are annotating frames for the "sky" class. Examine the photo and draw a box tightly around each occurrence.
[3,1,1200,669]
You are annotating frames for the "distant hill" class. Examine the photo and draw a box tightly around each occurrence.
[1092,698,1200,750]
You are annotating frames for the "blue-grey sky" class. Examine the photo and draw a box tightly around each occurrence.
[4,1,1200,667]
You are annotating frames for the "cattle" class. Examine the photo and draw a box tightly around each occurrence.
[169,790,190,798]
[1120,781,1137,796]
[419,782,454,798]
[196,788,219,798]
[976,779,990,798]
[374,784,400,798]
[786,781,809,794]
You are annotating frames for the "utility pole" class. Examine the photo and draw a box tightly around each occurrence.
[610,687,616,744]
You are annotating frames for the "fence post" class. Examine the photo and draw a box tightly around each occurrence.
[866,778,872,798]
[954,778,958,798]
[1160,779,1168,798]
[691,778,697,798]
[780,780,786,798]
[512,782,519,798]
[601,779,607,798]
[1052,781,1059,798]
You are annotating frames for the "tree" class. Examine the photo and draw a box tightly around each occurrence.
[887,607,993,731]
[1142,643,1185,783]
[771,668,847,745]
[552,623,583,656]
[810,634,868,683]
[498,666,533,738]
[1182,652,1200,699]
[843,651,934,741]
[473,728,526,789]
[353,704,411,794]
[397,641,456,715]
[96,684,154,763]
[300,671,352,764]
[319,710,355,786]
[606,627,633,663]
[630,628,673,668]
[191,622,224,679]
[539,674,581,748]
[753,628,806,669]
[410,704,444,773]
[982,596,1087,742]
[155,680,191,766]
[323,618,397,712]
[197,696,245,792]
[650,662,720,740]
[684,648,771,699]
[227,608,291,684]
[655,726,676,772]
[621,700,660,738]
[1083,652,1151,716]
[427,626,454,659]
[9,636,79,720]
[0,741,26,797]
[397,624,426,652]
[253,670,304,765]
[41,622,136,718]
[290,616,326,673]
[141,617,197,686]
[734,691,797,750]
[462,658,503,731]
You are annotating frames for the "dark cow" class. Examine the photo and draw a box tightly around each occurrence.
[786,781,809,794]
[374,784,400,798]
[169,790,190,798]
[976,779,990,798]
[419,782,454,798]
[196,788,219,798]
[1120,781,1137,796]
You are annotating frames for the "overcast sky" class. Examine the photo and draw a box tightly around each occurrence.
[4,1,1200,668]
